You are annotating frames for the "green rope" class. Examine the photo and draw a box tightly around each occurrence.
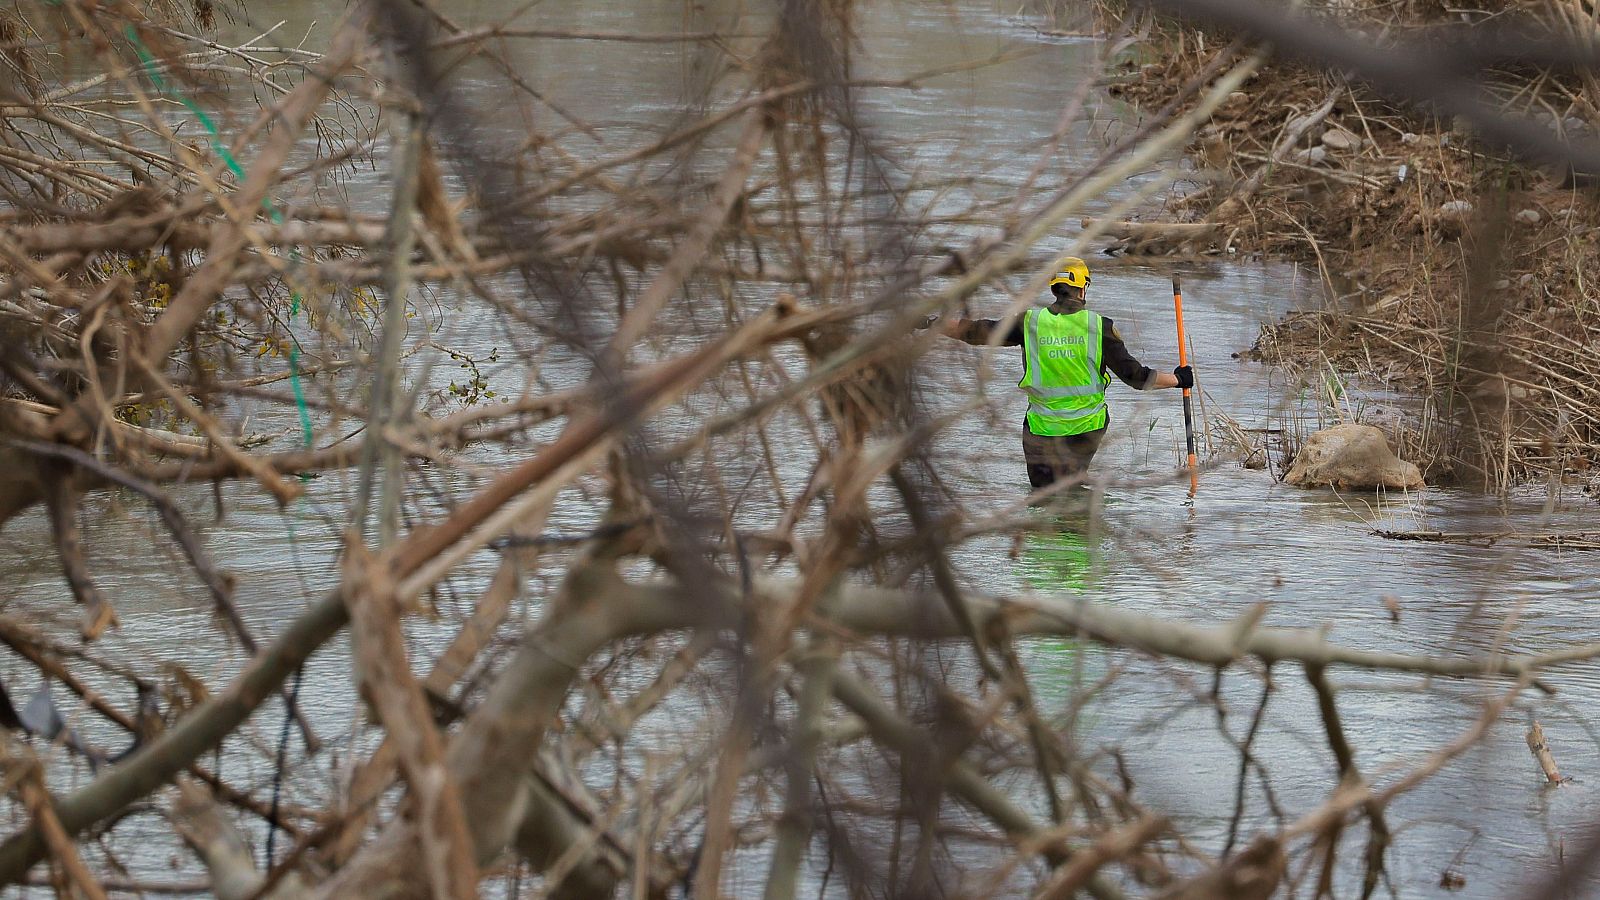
[288,349,314,449]
[126,27,248,185]
[127,26,325,865]
[126,24,312,451]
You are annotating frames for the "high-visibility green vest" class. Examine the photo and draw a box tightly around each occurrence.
[1019,307,1110,436]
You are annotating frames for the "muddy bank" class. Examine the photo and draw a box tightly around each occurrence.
[1094,6,1600,494]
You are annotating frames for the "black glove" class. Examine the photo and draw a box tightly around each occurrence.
[1173,365,1194,390]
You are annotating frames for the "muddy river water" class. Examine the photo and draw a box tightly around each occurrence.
[5,1,1600,896]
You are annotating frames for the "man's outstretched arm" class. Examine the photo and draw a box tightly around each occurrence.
[1103,320,1192,390]
[919,315,1024,346]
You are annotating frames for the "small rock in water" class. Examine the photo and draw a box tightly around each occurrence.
[1381,594,1401,622]
[1320,127,1361,151]
[1293,145,1328,166]
[1515,208,1542,226]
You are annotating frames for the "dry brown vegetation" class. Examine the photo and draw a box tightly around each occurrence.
[1,1,1599,898]
[1104,0,1600,493]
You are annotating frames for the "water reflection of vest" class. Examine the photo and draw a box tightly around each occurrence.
[1019,308,1111,436]
[1019,525,1096,595]
[1018,524,1102,705]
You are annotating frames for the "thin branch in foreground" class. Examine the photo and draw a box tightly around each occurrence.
[42,471,117,642]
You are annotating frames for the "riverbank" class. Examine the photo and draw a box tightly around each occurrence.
[1095,5,1600,495]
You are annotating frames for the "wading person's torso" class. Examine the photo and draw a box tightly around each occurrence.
[1019,306,1111,436]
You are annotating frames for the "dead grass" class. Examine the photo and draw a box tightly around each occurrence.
[1102,2,1600,495]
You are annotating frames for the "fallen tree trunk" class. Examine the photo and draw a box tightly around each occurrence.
[1079,218,1220,254]
[1375,528,1600,551]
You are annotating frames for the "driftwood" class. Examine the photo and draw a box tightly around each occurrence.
[1080,217,1222,254]
[1526,721,1565,785]
[1375,529,1600,551]
[1208,86,1343,223]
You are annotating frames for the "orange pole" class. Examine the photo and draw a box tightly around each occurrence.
[1173,277,1198,497]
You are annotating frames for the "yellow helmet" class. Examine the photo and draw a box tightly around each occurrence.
[1049,257,1091,290]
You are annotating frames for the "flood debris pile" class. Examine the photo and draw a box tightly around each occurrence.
[1,2,1599,899]
[1110,0,1600,492]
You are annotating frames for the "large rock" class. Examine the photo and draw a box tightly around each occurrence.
[1284,424,1424,491]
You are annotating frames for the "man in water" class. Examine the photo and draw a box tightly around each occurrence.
[928,257,1193,491]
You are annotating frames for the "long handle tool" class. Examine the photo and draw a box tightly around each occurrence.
[1173,277,1198,497]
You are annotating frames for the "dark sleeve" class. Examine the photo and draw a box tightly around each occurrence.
[949,318,1024,346]
[1101,317,1155,389]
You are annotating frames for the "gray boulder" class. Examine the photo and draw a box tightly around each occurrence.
[1284,424,1424,491]
[1320,127,1362,151]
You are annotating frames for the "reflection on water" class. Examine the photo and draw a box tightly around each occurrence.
[3,1,1599,897]
[1014,521,1108,722]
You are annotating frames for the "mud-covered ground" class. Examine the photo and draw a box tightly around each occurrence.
[1099,6,1600,494]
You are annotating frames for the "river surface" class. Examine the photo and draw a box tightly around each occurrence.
[5,1,1600,897]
